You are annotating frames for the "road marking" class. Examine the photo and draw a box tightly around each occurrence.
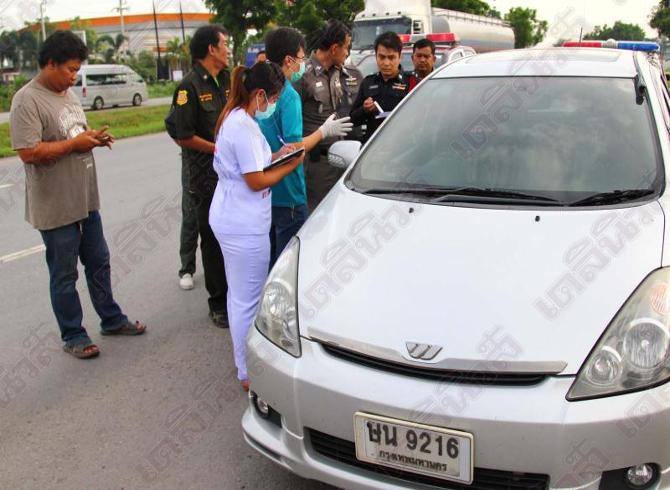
[0,245,45,264]
[0,184,13,189]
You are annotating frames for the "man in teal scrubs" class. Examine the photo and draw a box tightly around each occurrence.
[259,26,352,265]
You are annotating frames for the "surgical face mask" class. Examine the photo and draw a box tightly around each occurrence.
[290,58,305,82]
[255,92,276,121]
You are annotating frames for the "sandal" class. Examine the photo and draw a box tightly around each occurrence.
[241,379,250,392]
[101,320,147,336]
[63,342,100,359]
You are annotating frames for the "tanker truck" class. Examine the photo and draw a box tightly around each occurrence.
[351,0,515,55]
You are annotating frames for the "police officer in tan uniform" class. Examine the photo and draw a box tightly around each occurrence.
[294,19,362,210]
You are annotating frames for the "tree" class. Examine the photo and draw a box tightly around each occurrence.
[126,51,157,83]
[650,0,670,38]
[0,31,19,69]
[17,30,39,70]
[275,0,364,49]
[585,21,646,41]
[488,8,501,19]
[205,0,277,64]
[431,0,491,16]
[504,7,548,48]
[69,17,98,52]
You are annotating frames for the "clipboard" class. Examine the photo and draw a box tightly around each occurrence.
[266,147,305,171]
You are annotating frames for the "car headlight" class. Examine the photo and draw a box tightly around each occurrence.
[255,237,301,357]
[568,268,670,400]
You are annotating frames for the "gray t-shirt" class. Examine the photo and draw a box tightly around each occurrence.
[10,78,100,231]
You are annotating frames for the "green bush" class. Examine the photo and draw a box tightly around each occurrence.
[0,75,30,112]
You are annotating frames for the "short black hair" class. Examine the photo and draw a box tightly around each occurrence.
[314,19,351,51]
[413,38,436,55]
[190,25,227,61]
[265,27,305,64]
[38,30,88,68]
[374,32,403,54]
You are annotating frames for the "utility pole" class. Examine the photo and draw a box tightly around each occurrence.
[179,0,186,43]
[113,0,130,54]
[152,1,163,80]
[40,0,47,43]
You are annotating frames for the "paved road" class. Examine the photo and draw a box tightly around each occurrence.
[0,133,333,490]
[0,96,172,123]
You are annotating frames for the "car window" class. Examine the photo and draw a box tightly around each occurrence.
[357,55,379,78]
[86,74,106,86]
[347,77,663,201]
[450,51,464,61]
[105,73,127,85]
[353,17,411,50]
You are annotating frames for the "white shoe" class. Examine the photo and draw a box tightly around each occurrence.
[179,273,194,290]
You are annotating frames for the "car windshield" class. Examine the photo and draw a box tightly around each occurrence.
[347,77,663,205]
[352,17,411,51]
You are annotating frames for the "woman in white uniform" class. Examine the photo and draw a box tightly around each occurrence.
[210,62,303,391]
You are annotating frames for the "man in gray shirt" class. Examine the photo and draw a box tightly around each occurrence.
[10,31,146,359]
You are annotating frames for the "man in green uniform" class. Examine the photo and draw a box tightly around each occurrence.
[172,25,230,327]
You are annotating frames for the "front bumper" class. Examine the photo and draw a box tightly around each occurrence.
[243,327,670,489]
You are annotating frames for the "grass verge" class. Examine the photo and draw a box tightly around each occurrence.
[148,81,178,98]
[0,104,170,159]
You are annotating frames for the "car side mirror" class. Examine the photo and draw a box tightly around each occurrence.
[328,140,362,169]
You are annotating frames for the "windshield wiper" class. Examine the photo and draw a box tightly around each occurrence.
[431,187,562,205]
[356,186,563,205]
[569,189,656,207]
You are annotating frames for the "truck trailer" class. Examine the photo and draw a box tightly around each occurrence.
[351,0,514,55]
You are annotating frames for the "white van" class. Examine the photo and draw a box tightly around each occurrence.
[72,64,149,110]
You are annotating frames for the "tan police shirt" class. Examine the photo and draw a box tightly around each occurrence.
[295,53,362,148]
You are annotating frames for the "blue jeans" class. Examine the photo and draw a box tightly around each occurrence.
[39,211,128,346]
[270,204,308,267]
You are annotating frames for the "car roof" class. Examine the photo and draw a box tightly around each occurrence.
[434,48,639,78]
[401,45,473,54]
[80,64,130,73]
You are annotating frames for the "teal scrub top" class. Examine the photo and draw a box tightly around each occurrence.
[258,80,307,208]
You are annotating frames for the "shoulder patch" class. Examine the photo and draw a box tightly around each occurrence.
[176,90,188,106]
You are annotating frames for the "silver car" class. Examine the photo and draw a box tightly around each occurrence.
[72,64,148,110]
[244,45,670,490]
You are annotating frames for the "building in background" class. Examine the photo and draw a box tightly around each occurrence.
[32,12,212,55]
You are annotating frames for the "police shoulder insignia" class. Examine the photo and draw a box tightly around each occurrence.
[176,90,188,106]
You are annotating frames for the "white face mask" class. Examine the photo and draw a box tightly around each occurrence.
[254,91,276,121]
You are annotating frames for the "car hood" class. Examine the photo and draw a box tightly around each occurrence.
[297,186,664,375]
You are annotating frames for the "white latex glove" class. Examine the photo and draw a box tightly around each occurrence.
[319,113,353,139]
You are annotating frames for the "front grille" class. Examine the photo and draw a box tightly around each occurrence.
[308,429,549,490]
[321,344,547,386]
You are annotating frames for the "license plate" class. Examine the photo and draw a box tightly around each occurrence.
[353,412,474,484]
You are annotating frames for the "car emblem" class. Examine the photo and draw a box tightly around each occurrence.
[405,342,443,361]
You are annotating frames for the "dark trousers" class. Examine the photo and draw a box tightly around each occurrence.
[39,211,128,346]
[270,204,308,268]
[179,156,198,277]
[305,151,345,211]
[194,192,228,314]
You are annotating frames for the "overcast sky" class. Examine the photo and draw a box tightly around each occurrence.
[0,0,661,41]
